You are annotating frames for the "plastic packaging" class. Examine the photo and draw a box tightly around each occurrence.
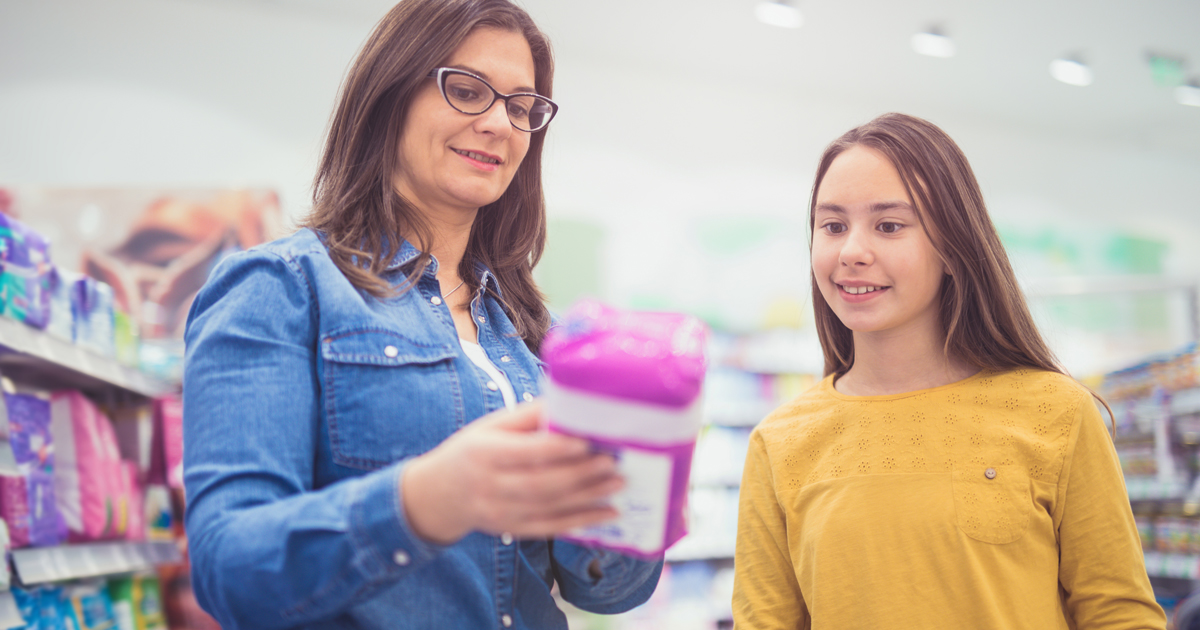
[541,299,707,558]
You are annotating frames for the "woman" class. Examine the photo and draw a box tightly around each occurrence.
[182,1,663,628]
[732,113,1165,629]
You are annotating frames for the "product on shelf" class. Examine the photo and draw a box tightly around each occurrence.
[542,299,708,558]
[71,275,117,359]
[45,267,75,343]
[0,214,54,330]
[0,389,67,548]
[147,396,182,490]
[50,391,131,542]
[113,309,140,368]
[108,575,167,630]
[66,581,117,630]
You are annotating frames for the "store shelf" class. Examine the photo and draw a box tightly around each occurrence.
[1144,551,1200,580]
[1126,476,1189,501]
[11,540,181,586]
[0,317,175,399]
[1173,388,1200,416]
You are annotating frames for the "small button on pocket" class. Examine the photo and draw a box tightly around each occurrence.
[951,465,1032,544]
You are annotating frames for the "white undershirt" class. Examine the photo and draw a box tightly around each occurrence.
[459,339,517,410]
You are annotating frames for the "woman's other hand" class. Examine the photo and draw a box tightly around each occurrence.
[402,401,622,545]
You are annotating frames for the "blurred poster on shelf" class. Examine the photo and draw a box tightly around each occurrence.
[1,187,284,379]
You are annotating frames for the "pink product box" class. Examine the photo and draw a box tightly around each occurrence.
[50,391,128,542]
[541,300,708,558]
[0,214,54,329]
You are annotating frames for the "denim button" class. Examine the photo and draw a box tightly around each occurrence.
[384,345,399,358]
[500,356,511,363]
[501,614,513,627]
[430,296,442,306]
[522,392,534,402]
[393,550,410,566]
[487,381,499,391]
[477,316,486,324]
[501,532,513,545]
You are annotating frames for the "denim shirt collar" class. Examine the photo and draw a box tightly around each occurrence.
[383,237,504,300]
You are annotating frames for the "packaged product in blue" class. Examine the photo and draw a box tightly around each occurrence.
[66,582,116,630]
[45,268,75,343]
[0,214,54,329]
[10,586,36,630]
[36,586,70,630]
[72,277,116,358]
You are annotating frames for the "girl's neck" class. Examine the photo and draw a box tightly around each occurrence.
[835,327,978,397]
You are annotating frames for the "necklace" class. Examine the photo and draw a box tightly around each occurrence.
[443,279,466,299]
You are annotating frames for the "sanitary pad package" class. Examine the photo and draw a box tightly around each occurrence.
[0,390,67,548]
[72,275,117,358]
[541,300,708,558]
[50,391,128,542]
[0,213,54,329]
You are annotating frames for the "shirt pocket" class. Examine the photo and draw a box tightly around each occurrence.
[321,328,460,471]
[950,465,1033,544]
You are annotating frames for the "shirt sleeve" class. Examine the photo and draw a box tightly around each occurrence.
[1056,394,1167,630]
[183,249,446,630]
[550,541,664,613]
[732,429,809,630]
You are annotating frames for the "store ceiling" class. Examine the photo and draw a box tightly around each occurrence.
[261,0,1200,160]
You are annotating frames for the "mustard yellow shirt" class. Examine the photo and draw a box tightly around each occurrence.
[733,369,1165,630]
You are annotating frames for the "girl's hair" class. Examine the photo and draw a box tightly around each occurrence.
[808,113,1115,429]
[304,0,553,352]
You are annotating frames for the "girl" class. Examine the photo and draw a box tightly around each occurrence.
[182,1,662,628]
[733,113,1164,629]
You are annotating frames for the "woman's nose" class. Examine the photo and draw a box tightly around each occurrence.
[474,99,513,136]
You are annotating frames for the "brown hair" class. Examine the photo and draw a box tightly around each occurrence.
[304,0,553,352]
[808,113,1115,427]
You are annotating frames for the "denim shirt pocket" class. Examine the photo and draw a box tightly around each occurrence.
[321,328,462,471]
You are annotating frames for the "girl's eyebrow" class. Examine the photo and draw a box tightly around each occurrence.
[815,201,914,214]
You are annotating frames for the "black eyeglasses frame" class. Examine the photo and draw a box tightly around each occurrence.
[426,67,559,133]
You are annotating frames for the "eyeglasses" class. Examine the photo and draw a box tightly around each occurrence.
[427,67,558,132]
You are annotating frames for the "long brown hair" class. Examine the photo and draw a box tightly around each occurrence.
[808,113,1115,426]
[304,0,553,352]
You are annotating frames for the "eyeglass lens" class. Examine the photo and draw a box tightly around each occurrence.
[443,73,554,131]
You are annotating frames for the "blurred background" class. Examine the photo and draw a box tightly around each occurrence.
[2,0,1199,628]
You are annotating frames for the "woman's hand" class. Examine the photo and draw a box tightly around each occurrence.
[402,401,623,545]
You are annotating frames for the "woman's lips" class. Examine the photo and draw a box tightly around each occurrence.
[452,148,501,171]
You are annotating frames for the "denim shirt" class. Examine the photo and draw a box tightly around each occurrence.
[182,228,663,630]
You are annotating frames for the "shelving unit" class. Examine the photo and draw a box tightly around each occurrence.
[0,317,175,399]
[11,541,180,586]
[0,315,182,628]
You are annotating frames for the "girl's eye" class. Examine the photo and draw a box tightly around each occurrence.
[879,222,903,234]
[823,223,846,235]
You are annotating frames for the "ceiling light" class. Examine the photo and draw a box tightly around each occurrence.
[1177,80,1200,107]
[755,0,802,29]
[1049,57,1093,87]
[911,27,955,58]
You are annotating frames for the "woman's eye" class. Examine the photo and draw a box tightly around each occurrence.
[449,87,481,102]
[507,102,530,119]
[879,222,902,234]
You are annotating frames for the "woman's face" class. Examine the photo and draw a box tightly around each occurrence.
[811,145,947,340]
[394,27,536,216]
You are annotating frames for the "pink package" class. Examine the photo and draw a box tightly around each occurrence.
[49,391,126,541]
[121,460,144,541]
[541,299,707,558]
[148,395,184,489]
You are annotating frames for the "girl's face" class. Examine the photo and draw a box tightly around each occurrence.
[393,27,535,216]
[811,145,947,339]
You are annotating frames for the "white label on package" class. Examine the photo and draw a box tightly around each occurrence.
[572,446,672,554]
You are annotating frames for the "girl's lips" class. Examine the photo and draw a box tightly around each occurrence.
[838,284,889,303]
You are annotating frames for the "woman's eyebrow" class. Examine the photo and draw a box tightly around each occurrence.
[446,64,536,93]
